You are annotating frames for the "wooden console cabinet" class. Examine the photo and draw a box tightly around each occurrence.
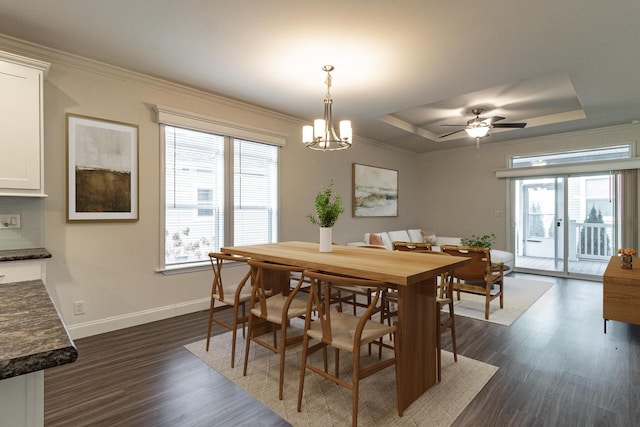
[603,255,640,332]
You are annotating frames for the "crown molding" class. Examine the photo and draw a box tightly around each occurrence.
[0,33,299,125]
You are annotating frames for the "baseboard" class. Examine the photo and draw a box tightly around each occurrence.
[67,297,211,339]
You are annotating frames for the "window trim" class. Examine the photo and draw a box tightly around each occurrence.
[496,157,640,179]
[154,104,287,147]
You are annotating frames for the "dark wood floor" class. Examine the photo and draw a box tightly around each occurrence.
[45,273,640,426]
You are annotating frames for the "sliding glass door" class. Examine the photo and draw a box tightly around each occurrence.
[515,177,564,273]
[514,173,618,277]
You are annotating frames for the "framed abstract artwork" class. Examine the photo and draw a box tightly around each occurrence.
[352,163,398,217]
[66,113,139,222]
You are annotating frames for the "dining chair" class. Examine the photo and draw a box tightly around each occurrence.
[206,252,252,368]
[440,245,504,320]
[334,244,389,317]
[297,269,400,427]
[332,244,389,354]
[243,259,309,400]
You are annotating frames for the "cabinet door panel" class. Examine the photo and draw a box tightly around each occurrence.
[0,61,42,190]
[0,260,43,283]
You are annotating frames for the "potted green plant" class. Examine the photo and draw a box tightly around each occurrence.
[461,233,496,249]
[307,182,344,252]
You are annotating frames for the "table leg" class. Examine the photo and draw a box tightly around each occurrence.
[396,277,437,414]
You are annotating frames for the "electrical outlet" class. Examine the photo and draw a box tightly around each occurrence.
[73,301,85,315]
[0,214,21,229]
[494,210,503,218]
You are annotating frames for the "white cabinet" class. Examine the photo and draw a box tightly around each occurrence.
[0,51,49,197]
[0,259,46,284]
[0,371,44,427]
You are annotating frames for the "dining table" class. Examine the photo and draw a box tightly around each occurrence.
[221,241,470,413]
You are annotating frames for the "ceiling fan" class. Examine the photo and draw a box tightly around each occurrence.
[439,108,527,139]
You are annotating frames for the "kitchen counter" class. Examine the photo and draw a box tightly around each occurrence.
[0,248,52,263]
[0,279,77,380]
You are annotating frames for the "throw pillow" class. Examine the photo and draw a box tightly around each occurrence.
[369,233,384,246]
[421,230,437,245]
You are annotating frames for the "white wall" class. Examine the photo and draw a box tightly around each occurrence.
[417,125,640,250]
[0,37,423,338]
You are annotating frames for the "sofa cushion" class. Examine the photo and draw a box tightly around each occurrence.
[407,229,423,243]
[364,232,393,250]
[421,230,438,245]
[436,236,462,247]
[388,230,411,244]
[490,249,514,270]
[369,233,384,246]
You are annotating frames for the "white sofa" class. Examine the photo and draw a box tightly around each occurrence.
[346,229,514,271]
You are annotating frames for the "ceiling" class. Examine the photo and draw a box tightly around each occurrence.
[0,0,638,153]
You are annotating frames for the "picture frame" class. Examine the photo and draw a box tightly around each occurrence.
[352,163,398,217]
[66,113,139,222]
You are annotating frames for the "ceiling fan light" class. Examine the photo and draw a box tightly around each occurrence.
[465,125,490,138]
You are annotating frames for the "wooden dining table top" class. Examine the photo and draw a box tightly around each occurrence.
[221,241,469,286]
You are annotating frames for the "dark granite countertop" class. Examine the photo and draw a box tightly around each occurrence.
[0,248,52,263]
[0,279,77,380]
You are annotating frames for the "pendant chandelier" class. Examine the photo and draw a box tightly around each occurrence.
[302,65,352,151]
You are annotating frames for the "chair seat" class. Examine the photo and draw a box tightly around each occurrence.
[251,294,308,324]
[436,297,452,305]
[308,307,396,351]
[215,288,252,305]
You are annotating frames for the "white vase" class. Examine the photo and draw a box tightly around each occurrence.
[319,227,333,252]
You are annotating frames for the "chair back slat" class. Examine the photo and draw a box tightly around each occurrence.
[247,259,305,319]
[209,252,250,302]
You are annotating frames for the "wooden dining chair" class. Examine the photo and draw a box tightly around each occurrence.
[440,245,504,320]
[333,244,389,316]
[206,252,252,368]
[243,259,308,400]
[297,270,401,427]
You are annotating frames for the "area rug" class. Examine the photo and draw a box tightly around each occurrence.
[185,330,498,426]
[446,276,554,325]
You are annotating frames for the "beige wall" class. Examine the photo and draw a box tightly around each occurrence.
[0,39,422,338]
[418,125,640,250]
[4,36,639,339]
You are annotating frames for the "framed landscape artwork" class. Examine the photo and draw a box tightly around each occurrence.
[66,113,139,222]
[352,163,398,217]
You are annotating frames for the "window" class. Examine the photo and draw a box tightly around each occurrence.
[584,177,612,219]
[162,125,279,269]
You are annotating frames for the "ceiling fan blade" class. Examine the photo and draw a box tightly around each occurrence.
[440,124,466,127]
[482,116,506,124]
[439,129,465,138]
[492,122,527,128]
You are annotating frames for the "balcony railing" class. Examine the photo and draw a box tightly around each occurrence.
[575,222,613,260]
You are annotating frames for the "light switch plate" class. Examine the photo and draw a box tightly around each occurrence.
[0,214,21,229]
